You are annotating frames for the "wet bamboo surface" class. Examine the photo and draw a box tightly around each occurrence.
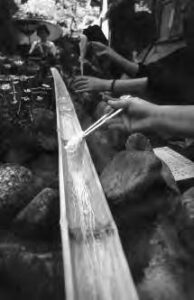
[51,68,139,300]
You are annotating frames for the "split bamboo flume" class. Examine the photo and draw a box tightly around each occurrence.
[51,67,139,300]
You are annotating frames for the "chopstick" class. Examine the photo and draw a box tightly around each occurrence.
[84,108,123,137]
[84,110,113,135]
[80,60,84,76]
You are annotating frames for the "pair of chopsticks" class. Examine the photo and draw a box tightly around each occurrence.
[83,108,123,138]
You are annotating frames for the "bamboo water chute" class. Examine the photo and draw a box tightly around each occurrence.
[51,68,139,300]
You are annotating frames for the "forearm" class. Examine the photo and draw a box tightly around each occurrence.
[110,51,139,77]
[153,106,194,137]
[29,44,35,54]
[113,78,148,95]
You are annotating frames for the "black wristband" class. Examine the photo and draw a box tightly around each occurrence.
[110,79,116,93]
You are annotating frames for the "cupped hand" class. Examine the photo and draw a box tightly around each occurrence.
[73,76,110,93]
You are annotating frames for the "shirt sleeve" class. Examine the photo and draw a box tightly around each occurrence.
[136,52,180,92]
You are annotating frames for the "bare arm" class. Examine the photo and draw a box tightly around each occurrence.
[48,42,57,56]
[29,42,37,54]
[91,42,139,77]
[108,51,139,77]
[112,78,148,95]
[108,97,194,138]
[73,76,148,95]
[155,106,194,137]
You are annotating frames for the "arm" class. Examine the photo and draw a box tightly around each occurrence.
[108,51,139,77]
[154,106,194,137]
[112,78,148,95]
[108,97,194,138]
[73,76,148,95]
[29,41,43,54]
[91,42,139,77]
[48,42,57,56]
[29,41,37,54]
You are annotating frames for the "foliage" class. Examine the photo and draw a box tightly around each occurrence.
[14,0,100,35]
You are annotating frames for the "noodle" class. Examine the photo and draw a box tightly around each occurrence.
[65,133,95,239]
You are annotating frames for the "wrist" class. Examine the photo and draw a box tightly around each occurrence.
[104,80,114,91]
[149,104,163,130]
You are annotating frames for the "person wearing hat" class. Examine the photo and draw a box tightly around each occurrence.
[29,24,57,58]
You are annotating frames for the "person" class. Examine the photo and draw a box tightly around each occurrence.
[106,0,136,59]
[107,0,156,60]
[28,24,57,82]
[29,24,57,59]
[105,96,194,138]
[0,0,18,54]
[73,9,194,105]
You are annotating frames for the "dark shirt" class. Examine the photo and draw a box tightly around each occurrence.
[137,47,194,105]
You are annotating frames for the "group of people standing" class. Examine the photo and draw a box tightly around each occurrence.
[73,1,194,141]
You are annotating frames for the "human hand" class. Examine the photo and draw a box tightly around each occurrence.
[106,96,159,133]
[73,76,112,93]
[90,41,117,60]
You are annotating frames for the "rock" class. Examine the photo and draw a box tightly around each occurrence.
[36,131,58,152]
[1,127,40,165]
[138,261,185,300]
[119,223,155,283]
[28,153,58,188]
[31,108,58,152]
[175,187,194,256]
[3,146,36,165]
[125,134,179,196]
[126,133,153,152]
[101,147,161,204]
[137,222,189,300]
[0,164,35,225]
[13,188,59,238]
[0,241,64,300]
[31,108,56,134]
[100,134,179,225]
[0,108,57,162]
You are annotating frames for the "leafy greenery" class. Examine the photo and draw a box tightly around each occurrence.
[15,0,99,27]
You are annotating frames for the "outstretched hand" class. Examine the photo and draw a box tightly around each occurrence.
[106,96,158,133]
[73,76,111,93]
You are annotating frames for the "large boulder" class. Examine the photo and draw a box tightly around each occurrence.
[0,240,64,300]
[28,153,58,189]
[13,188,59,238]
[31,108,58,152]
[36,131,58,152]
[0,164,36,225]
[138,256,186,300]
[137,222,190,300]
[2,129,40,165]
[100,133,179,225]
[31,108,56,134]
